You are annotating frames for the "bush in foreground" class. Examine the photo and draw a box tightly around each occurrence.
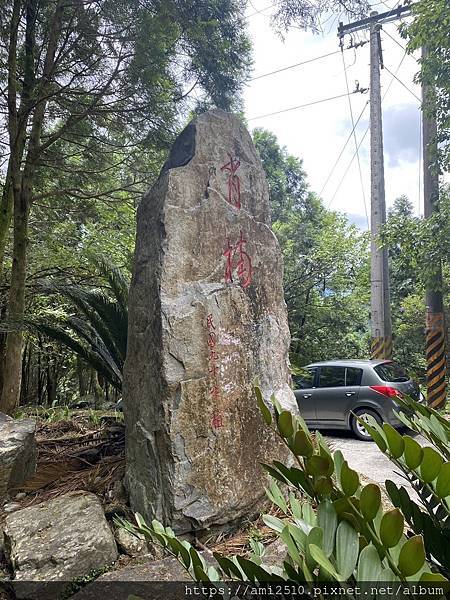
[118,390,449,592]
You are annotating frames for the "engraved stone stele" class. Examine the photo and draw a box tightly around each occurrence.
[124,108,298,534]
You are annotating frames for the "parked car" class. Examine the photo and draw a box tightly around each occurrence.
[292,359,423,441]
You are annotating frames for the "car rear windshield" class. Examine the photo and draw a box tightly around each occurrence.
[374,362,409,383]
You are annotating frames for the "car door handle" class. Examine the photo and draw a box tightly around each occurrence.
[345,392,356,397]
[303,393,312,399]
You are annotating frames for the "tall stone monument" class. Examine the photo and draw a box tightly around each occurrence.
[124,109,297,533]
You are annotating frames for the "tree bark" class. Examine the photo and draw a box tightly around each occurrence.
[0,0,64,414]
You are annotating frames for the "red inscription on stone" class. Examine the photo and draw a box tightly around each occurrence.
[220,153,241,209]
[211,411,224,429]
[223,230,253,288]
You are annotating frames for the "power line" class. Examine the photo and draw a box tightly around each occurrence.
[382,28,407,52]
[319,99,369,196]
[247,90,364,121]
[249,50,341,82]
[246,2,274,18]
[382,63,421,103]
[327,50,408,209]
[341,46,370,227]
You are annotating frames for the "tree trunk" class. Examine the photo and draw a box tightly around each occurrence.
[0,0,64,414]
[77,356,87,398]
[0,186,31,414]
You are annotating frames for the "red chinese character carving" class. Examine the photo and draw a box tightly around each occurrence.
[223,231,253,288]
[208,364,219,376]
[221,153,241,209]
[210,384,221,400]
[211,411,224,429]
[207,332,217,348]
[209,350,219,362]
[206,314,215,330]
[223,239,234,284]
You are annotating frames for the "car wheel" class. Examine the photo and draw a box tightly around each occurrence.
[350,408,381,441]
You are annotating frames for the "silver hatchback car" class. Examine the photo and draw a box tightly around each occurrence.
[293,359,422,441]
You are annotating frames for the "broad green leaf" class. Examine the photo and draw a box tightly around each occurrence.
[336,521,359,579]
[420,447,443,483]
[265,481,288,513]
[193,564,210,582]
[271,393,283,417]
[261,463,289,485]
[398,536,425,577]
[419,572,449,583]
[314,476,333,496]
[363,416,387,452]
[435,462,450,498]
[288,522,307,548]
[289,493,303,520]
[206,566,220,581]
[379,509,404,548]
[167,537,191,568]
[292,429,313,457]
[280,525,302,565]
[277,411,294,438]
[383,423,405,458]
[308,543,340,579]
[333,450,345,481]
[255,387,272,426]
[340,460,360,496]
[357,543,382,582]
[236,555,278,582]
[301,502,316,526]
[360,484,381,521]
[213,553,242,579]
[317,499,338,557]
[403,436,423,469]
[262,514,286,533]
[306,455,331,476]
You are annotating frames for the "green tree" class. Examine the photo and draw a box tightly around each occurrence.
[402,0,450,172]
[0,0,251,414]
[253,128,370,366]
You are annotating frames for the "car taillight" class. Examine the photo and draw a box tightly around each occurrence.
[370,385,403,398]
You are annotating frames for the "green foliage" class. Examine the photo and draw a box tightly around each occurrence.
[119,389,450,590]
[253,129,370,367]
[402,0,450,171]
[1,255,128,391]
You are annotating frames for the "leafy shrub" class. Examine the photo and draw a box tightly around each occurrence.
[118,389,449,591]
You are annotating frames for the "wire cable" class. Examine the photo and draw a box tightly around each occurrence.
[382,28,407,52]
[249,50,341,81]
[341,47,370,227]
[327,50,408,209]
[382,64,421,103]
[319,99,370,197]
[247,91,362,121]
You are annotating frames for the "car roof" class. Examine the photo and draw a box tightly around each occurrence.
[305,359,392,368]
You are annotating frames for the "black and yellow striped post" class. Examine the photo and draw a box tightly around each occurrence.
[425,311,447,409]
[371,336,393,360]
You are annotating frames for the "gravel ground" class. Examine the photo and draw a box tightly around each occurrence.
[322,428,428,500]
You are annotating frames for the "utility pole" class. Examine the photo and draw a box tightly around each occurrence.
[422,46,447,409]
[338,3,414,361]
[369,12,392,360]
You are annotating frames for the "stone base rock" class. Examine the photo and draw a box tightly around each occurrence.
[0,414,36,503]
[124,109,298,534]
[3,491,118,599]
[71,553,215,600]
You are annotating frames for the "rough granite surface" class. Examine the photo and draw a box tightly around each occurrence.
[0,413,36,503]
[124,109,298,533]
